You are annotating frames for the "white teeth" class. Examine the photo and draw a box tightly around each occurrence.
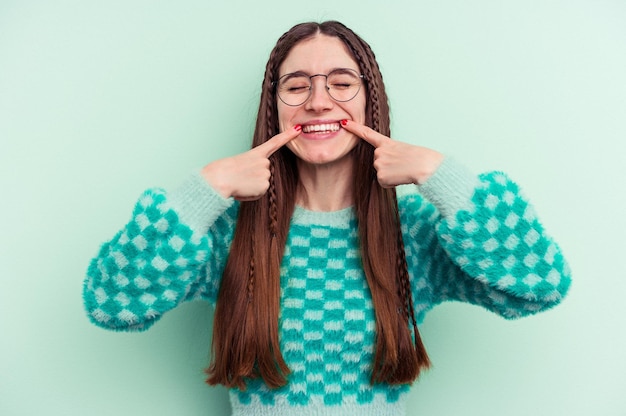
[302,123,340,133]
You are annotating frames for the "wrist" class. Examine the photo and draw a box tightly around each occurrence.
[201,161,232,199]
[414,150,445,185]
[417,157,478,218]
[170,171,235,234]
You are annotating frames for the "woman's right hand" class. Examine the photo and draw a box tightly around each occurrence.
[201,125,301,201]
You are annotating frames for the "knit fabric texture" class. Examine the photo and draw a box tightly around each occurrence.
[83,160,571,416]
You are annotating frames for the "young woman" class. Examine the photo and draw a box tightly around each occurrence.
[83,21,571,416]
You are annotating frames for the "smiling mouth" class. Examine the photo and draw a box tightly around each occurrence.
[301,122,341,134]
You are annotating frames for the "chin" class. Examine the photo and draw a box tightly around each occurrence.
[289,137,359,165]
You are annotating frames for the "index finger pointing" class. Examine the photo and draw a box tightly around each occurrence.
[340,119,387,148]
[256,124,302,157]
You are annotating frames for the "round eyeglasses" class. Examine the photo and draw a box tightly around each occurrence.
[275,68,365,107]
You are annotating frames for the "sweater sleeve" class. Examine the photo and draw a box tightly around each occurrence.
[402,158,571,320]
[82,172,238,331]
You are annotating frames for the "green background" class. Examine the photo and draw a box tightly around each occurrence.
[1,0,625,414]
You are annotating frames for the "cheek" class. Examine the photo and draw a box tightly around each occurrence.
[277,104,296,131]
[356,108,366,124]
[349,95,367,124]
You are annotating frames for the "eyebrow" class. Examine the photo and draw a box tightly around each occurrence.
[278,71,309,81]
[278,67,360,79]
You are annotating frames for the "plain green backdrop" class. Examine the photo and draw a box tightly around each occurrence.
[1,0,625,415]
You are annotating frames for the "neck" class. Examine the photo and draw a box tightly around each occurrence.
[296,158,354,212]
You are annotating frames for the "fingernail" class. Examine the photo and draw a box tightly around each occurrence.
[294,124,302,131]
[340,119,348,126]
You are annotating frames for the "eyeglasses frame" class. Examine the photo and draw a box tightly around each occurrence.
[272,68,366,107]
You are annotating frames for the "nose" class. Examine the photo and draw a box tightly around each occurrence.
[304,76,333,112]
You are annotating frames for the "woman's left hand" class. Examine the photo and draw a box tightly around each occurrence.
[341,119,444,187]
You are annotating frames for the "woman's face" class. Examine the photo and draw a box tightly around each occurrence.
[277,34,366,167]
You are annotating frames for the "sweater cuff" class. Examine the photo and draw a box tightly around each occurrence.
[169,171,234,234]
[417,157,479,219]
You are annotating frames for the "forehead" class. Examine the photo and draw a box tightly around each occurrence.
[279,34,359,75]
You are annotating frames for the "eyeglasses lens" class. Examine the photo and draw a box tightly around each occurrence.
[277,69,362,106]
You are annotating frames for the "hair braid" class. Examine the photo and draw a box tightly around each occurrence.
[247,233,256,303]
[265,60,280,238]
[361,47,384,134]
[394,200,431,368]
[268,159,279,237]
[394,206,416,334]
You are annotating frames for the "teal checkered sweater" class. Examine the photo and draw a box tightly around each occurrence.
[83,158,571,416]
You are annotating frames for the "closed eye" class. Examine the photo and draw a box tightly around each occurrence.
[330,83,353,90]
[287,86,310,93]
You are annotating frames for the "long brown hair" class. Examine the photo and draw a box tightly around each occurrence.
[206,21,430,390]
